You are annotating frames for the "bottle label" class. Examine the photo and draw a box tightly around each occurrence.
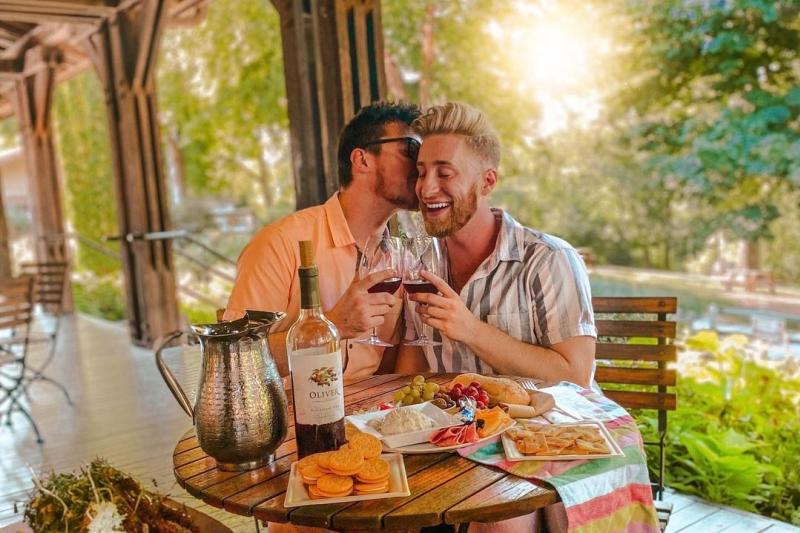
[290,348,345,425]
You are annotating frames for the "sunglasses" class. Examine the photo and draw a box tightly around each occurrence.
[363,136,421,160]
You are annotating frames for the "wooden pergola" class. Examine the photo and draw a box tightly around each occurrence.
[0,0,387,346]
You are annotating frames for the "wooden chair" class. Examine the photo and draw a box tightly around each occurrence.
[592,296,677,531]
[0,275,44,443]
[18,261,72,404]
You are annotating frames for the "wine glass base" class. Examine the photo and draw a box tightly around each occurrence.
[403,338,442,347]
[355,337,395,347]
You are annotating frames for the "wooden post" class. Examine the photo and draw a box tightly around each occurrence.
[0,169,11,279]
[83,0,180,346]
[271,0,387,209]
[10,46,74,309]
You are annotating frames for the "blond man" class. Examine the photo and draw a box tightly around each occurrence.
[397,102,597,388]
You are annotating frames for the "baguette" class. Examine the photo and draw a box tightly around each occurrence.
[448,373,529,405]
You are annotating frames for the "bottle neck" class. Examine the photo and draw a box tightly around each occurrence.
[299,266,321,310]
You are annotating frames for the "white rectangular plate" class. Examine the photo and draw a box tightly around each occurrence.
[283,453,410,508]
[346,402,461,449]
[501,421,624,461]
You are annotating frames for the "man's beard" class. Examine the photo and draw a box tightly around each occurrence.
[376,167,418,210]
[423,182,479,237]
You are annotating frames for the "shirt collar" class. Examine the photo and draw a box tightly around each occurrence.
[491,208,523,263]
[324,192,356,248]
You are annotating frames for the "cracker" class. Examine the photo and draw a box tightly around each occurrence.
[356,457,390,482]
[316,451,335,472]
[317,473,354,495]
[299,463,325,483]
[346,432,383,459]
[329,448,365,474]
[354,479,389,494]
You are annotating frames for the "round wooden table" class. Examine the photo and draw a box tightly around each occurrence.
[172,374,557,531]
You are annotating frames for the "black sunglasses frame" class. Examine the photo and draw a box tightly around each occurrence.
[362,136,421,160]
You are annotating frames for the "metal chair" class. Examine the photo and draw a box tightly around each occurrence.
[17,261,72,403]
[0,275,44,443]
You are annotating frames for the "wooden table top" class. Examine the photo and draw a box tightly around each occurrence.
[172,373,557,530]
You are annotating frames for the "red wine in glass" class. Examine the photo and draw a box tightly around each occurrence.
[402,279,437,294]
[368,277,402,294]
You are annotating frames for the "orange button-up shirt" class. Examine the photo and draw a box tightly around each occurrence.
[224,193,396,378]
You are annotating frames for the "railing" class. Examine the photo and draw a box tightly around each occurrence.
[43,231,236,311]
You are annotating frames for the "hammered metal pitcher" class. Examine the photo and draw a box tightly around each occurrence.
[155,310,289,471]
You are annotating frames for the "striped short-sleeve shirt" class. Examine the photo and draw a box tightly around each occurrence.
[413,209,597,374]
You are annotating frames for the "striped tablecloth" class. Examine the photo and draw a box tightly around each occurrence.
[458,383,660,533]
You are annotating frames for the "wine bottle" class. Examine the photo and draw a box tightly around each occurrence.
[286,240,346,458]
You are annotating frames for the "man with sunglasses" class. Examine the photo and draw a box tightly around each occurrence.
[224,102,421,380]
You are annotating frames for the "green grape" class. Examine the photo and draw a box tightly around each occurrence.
[402,386,412,395]
[412,375,425,386]
[403,394,414,404]
[424,382,439,393]
[410,388,421,399]
[393,390,405,402]
[422,391,434,401]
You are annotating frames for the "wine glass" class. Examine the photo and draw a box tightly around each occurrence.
[355,236,402,347]
[402,235,445,347]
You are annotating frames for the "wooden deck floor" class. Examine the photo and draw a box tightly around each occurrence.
[1,314,797,532]
[0,314,253,531]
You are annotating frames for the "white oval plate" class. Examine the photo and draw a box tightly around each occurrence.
[382,419,515,454]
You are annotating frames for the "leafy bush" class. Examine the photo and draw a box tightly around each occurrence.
[72,277,126,322]
[637,331,800,524]
[180,302,217,325]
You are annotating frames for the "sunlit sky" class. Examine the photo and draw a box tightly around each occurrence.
[488,1,613,137]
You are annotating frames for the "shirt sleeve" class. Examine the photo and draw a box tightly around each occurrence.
[224,226,296,320]
[529,247,596,346]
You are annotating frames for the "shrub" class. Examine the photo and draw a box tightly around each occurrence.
[637,332,800,524]
[72,277,126,322]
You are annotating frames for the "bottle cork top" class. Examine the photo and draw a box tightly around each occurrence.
[299,240,315,268]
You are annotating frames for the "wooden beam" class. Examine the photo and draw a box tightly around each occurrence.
[9,51,73,307]
[272,0,387,210]
[85,0,179,346]
[0,168,12,278]
[0,1,117,18]
[272,0,327,209]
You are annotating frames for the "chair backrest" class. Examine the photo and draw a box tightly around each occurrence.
[593,296,677,501]
[19,262,69,313]
[0,275,35,339]
[592,297,677,412]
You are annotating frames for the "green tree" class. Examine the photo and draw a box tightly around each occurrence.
[53,71,120,276]
[616,0,800,246]
[157,0,294,224]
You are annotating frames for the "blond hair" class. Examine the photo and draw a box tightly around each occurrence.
[412,102,501,168]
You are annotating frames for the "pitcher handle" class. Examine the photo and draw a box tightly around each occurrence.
[155,331,194,418]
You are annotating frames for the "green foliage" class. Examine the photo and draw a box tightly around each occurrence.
[52,71,120,276]
[0,116,18,149]
[72,277,126,322]
[180,301,216,325]
[637,331,800,523]
[617,0,800,243]
[157,0,294,224]
[381,1,800,276]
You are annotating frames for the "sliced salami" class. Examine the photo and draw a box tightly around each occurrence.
[428,423,480,447]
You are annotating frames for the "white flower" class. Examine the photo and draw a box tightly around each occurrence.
[86,501,125,533]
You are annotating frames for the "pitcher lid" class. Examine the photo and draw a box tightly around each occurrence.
[191,310,286,338]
